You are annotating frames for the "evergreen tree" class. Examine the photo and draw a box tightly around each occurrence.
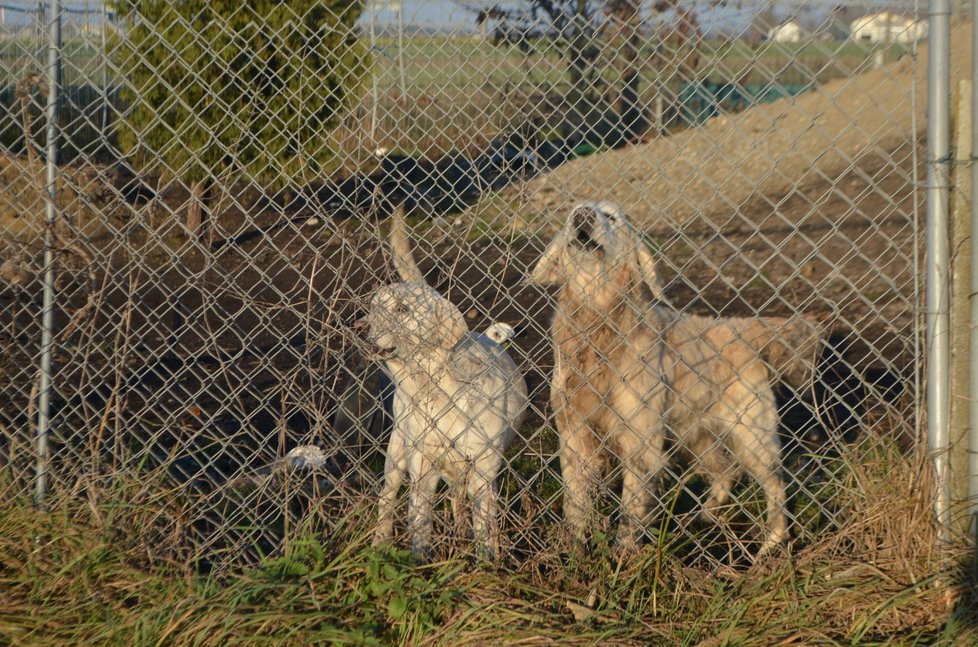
[111,0,367,235]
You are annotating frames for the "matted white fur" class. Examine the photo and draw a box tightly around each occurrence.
[359,208,528,559]
[530,202,821,558]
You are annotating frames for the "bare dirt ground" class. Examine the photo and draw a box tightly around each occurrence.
[0,122,922,478]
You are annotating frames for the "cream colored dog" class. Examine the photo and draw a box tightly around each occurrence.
[530,202,820,557]
[359,208,528,559]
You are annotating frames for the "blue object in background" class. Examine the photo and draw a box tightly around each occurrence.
[677,81,812,126]
[331,354,395,466]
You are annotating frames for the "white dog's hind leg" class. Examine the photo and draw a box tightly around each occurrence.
[467,454,506,560]
[375,470,406,546]
[729,393,788,557]
[449,486,469,538]
[748,457,788,557]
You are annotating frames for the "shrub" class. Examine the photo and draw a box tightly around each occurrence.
[110,0,368,234]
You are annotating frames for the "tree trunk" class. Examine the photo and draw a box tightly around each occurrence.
[614,0,645,142]
[186,178,213,240]
[565,3,594,146]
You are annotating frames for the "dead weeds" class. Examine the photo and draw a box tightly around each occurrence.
[0,437,970,646]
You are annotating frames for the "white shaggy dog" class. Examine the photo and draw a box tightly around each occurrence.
[358,208,528,559]
[530,202,821,557]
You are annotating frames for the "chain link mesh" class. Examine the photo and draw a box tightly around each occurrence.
[0,0,933,571]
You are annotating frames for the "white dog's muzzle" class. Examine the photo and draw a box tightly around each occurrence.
[353,318,396,360]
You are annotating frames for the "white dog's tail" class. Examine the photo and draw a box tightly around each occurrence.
[389,204,425,283]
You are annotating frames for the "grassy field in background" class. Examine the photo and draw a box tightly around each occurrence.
[0,34,896,97]
[0,34,889,165]
[366,35,891,88]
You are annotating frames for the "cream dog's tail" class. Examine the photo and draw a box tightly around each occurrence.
[389,204,424,283]
[740,315,823,389]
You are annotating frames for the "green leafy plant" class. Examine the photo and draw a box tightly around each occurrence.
[254,533,465,643]
[110,0,368,235]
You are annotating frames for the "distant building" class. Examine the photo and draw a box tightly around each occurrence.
[812,16,850,42]
[850,12,928,44]
[767,21,804,44]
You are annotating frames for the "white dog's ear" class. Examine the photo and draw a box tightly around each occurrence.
[528,230,568,285]
[634,241,665,301]
[436,299,468,348]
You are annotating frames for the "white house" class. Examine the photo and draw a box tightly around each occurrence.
[850,12,928,44]
[767,20,804,44]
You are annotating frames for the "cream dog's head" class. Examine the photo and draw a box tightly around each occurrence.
[357,281,468,362]
[529,202,664,308]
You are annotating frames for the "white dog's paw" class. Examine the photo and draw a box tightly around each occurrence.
[410,540,435,563]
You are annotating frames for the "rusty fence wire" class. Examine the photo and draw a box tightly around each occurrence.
[0,0,935,571]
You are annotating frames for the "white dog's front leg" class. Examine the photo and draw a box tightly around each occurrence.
[407,455,440,559]
[612,384,667,551]
[618,462,657,552]
[557,420,603,539]
[374,426,408,546]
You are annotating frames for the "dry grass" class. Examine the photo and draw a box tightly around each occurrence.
[0,153,49,239]
[0,439,971,646]
[0,154,127,245]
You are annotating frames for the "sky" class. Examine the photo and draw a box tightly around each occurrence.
[367,0,762,35]
[0,1,931,37]
[368,0,480,31]
[367,0,931,36]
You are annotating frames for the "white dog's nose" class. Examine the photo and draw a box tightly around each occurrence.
[571,205,603,250]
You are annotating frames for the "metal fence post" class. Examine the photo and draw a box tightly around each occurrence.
[950,78,971,511]
[927,0,952,539]
[35,0,61,506]
[971,0,978,520]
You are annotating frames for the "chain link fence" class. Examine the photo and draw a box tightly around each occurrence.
[0,0,937,571]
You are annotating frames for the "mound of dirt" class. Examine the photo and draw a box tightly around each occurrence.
[494,23,974,233]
